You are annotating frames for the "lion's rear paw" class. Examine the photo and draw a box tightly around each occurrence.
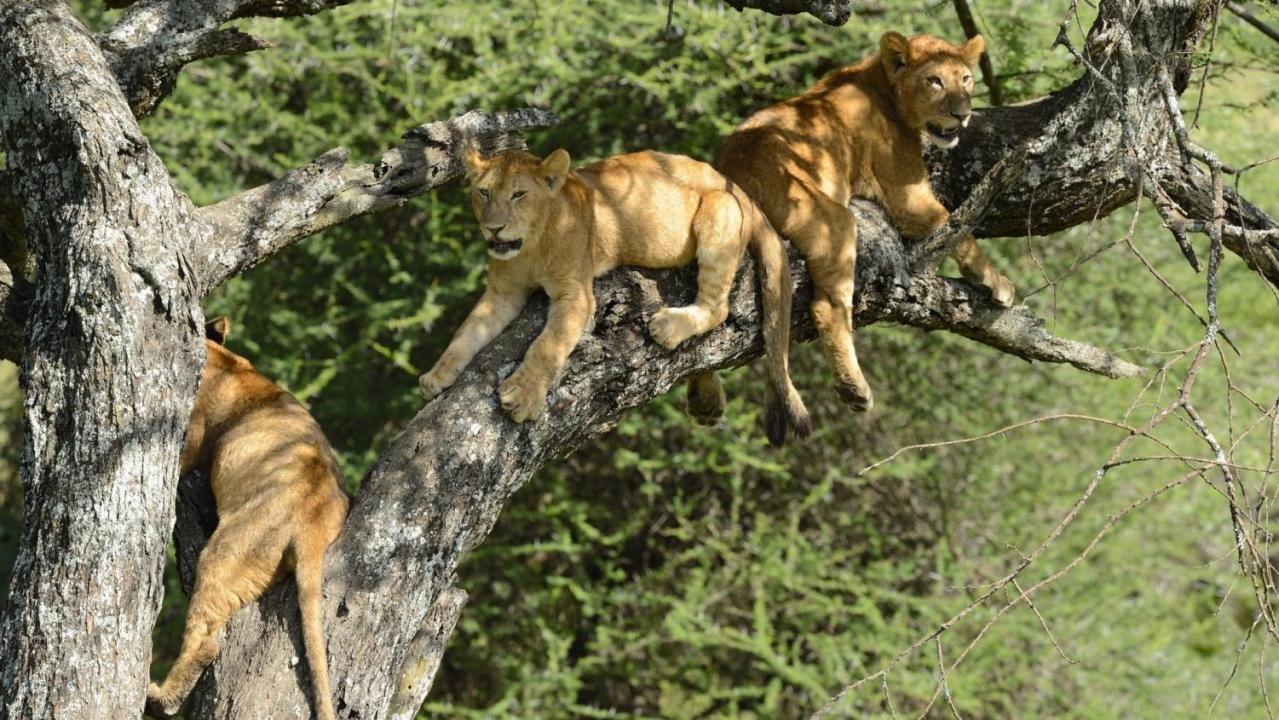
[145,684,181,719]
[686,376,726,426]
[499,368,547,423]
[650,306,710,350]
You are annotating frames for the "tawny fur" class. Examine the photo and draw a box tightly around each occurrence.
[419,148,812,443]
[146,318,348,720]
[715,31,1017,412]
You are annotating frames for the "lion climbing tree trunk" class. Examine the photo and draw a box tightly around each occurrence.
[0,0,1275,718]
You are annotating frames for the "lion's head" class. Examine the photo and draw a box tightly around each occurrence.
[879,32,985,150]
[463,147,571,261]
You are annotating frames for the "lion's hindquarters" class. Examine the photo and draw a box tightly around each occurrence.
[648,190,745,350]
[147,517,287,717]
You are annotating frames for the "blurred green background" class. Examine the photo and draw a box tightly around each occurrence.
[2,1,1278,717]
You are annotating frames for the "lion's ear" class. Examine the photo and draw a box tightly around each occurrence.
[959,35,986,68]
[462,145,488,181]
[205,316,231,345]
[540,149,571,192]
[880,32,912,75]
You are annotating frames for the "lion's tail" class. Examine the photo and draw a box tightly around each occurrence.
[295,536,339,720]
[744,199,812,446]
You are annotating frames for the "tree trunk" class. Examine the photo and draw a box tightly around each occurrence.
[0,1,207,717]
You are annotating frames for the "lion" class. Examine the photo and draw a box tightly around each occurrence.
[146,317,349,720]
[418,147,812,444]
[714,31,1016,412]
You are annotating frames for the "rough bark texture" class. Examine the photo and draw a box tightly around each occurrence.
[722,0,852,26]
[0,0,1274,718]
[193,109,559,296]
[98,0,356,116]
[0,1,206,717]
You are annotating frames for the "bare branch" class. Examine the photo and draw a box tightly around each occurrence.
[1228,1,1279,45]
[102,27,272,116]
[852,202,1143,378]
[952,0,1003,105]
[721,0,852,26]
[97,0,356,116]
[1160,159,1279,284]
[192,108,560,296]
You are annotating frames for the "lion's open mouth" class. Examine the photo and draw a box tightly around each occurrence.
[487,238,523,256]
[926,123,960,141]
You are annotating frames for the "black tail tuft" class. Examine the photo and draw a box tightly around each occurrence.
[764,395,789,447]
[764,387,812,446]
[792,406,814,441]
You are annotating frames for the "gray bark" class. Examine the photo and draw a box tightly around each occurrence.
[0,1,206,717]
[0,0,1273,718]
[722,0,851,26]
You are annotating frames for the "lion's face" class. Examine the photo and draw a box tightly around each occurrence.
[464,148,571,261]
[880,32,985,150]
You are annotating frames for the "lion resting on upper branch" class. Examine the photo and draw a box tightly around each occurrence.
[713,31,1016,413]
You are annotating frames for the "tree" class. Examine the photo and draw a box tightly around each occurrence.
[0,0,1274,717]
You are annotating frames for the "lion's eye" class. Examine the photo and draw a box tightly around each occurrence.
[963,75,973,85]
[927,76,943,88]
[511,191,526,201]
[477,188,490,200]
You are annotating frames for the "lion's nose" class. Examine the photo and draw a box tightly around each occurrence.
[951,112,969,122]
[486,224,505,236]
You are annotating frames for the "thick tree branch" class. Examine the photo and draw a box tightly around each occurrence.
[910,149,1028,272]
[928,5,1279,289]
[97,0,355,116]
[952,0,1003,105]
[192,108,560,296]
[722,0,852,25]
[851,204,1143,378]
[1227,1,1279,45]
[386,586,468,720]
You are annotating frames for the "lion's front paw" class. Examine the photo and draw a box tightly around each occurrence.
[418,369,452,400]
[984,272,1015,308]
[649,306,707,350]
[833,372,874,414]
[499,369,547,423]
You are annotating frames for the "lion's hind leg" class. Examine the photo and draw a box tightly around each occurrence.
[784,185,873,412]
[650,190,744,350]
[147,524,283,718]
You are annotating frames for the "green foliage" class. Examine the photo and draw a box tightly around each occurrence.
[2,1,1278,718]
